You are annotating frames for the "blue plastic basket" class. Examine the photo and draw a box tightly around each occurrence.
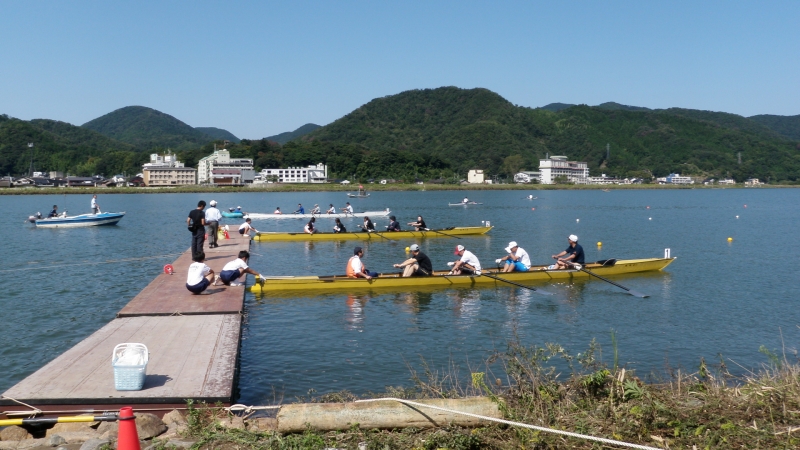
[112,343,149,391]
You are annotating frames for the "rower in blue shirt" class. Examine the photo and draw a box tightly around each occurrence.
[48,205,59,217]
[553,234,585,269]
[294,203,305,214]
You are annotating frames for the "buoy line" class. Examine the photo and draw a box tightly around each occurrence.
[355,398,661,450]
[5,253,185,273]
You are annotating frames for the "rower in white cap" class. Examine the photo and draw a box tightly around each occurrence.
[552,234,585,269]
[495,241,531,272]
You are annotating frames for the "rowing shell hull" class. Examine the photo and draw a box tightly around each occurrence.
[249,257,675,293]
[34,212,126,228]
[247,209,391,220]
[449,202,482,206]
[254,226,493,242]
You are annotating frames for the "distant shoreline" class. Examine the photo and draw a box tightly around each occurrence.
[0,183,794,196]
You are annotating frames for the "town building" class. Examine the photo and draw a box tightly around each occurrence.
[718,179,736,185]
[257,163,328,183]
[142,153,197,187]
[513,171,541,184]
[197,149,255,185]
[744,178,762,187]
[467,169,485,184]
[538,156,589,184]
[656,173,694,185]
[586,174,623,185]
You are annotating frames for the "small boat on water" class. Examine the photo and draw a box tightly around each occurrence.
[347,186,370,198]
[449,202,482,206]
[249,257,675,293]
[222,211,245,218]
[28,212,126,228]
[248,208,391,220]
[254,225,493,242]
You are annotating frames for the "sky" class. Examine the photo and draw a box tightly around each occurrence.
[1,1,798,140]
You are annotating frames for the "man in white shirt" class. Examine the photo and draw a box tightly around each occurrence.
[238,218,259,235]
[343,202,354,214]
[450,245,481,275]
[496,241,531,272]
[91,194,100,214]
[215,250,264,286]
[205,200,223,248]
[347,246,378,279]
[186,252,215,294]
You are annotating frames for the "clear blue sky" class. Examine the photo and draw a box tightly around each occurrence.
[2,1,798,139]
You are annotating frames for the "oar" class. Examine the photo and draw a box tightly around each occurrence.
[424,228,462,239]
[568,262,649,298]
[358,225,389,240]
[480,272,554,295]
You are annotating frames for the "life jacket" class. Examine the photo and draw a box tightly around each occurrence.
[346,256,360,278]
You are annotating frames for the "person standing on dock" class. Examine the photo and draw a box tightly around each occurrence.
[186,251,215,294]
[214,250,264,287]
[347,246,378,279]
[496,241,531,272]
[552,234,585,269]
[205,200,222,249]
[393,244,432,277]
[187,200,207,258]
[91,194,100,214]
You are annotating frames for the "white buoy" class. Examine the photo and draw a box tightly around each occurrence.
[648,217,652,220]
[576,219,579,223]
[736,215,739,219]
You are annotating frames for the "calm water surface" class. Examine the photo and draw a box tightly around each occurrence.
[0,188,798,405]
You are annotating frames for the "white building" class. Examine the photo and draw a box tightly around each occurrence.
[258,163,328,183]
[197,149,255,185]
[656,173,694,185]
[467,169,485,184]
[718,179,736,185]
[587,174,623,185]
[514,171,541,183]
[744,178,762,186]
[142,153,196,186]
[538,156,589,184]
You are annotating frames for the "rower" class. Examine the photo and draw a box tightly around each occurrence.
[552,234,585,269]
[305,217,317,234]
[386,215,401,232]
[496,241,531,272]
[407,215,427,231]
[347,246,378,279]
[462,197,469,204]
[311,204,321,214]
[294,204,305,214]
[361,216,375,232]
[449,245,481,275]
[333,218,347,233]
[214,250,264,287]
[343,202,354,215]
[274,207,282,214]
[327,204,336,214]
[393,244,432,277]
[238,218,259,235]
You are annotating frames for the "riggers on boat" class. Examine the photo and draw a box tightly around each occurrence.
[249,257,675,293]
[253,226,493,242]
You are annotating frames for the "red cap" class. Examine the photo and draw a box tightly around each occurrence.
[454,244,465,255]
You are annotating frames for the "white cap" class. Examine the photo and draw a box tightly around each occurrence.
[454,244,465,255]
[569,234,578,242]
[209,200,217,206]
[409,244,420,251]
[508,241,517,249]
[237,206,241,208]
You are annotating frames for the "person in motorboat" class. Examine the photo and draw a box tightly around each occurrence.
[91,194,100,214]
[205,200,222,248]
[496,241,531,272]
[185,251,215,294]
[361,216,375,232]
[333,218,347,233]
[347,246,378,280]
[274,207,282,214]
[48,205,59,218]
[294,204,305,214]
[238,218,259,235]
[342,202,354,215]
[305,217,317,234]
[552,234,585,269]
[386,215,401,232]
[214,250,264,287]
[327,204,336,214]
[310,204,321,214]
[407,215,427,231]
[393,244,432,277]
[235,206,243,213]
[449,244,481,275]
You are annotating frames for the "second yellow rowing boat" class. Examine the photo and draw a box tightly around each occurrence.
[253,226,493,242]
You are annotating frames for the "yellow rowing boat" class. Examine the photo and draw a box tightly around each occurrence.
[249,257,675,293]
[253,226,492,242]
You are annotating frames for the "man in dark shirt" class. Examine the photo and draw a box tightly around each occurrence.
[553,234,585,269]
[187,200,207,258]
[48,205,59,218]
[386,215,401,232]
[393,244,433,276]
[361,217,375,232]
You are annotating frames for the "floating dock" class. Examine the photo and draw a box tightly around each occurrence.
[0,235,251,418]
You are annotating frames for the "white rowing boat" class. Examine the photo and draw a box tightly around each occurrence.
[247,208,391,220]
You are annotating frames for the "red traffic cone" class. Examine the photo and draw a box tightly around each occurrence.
[117,406,141,450]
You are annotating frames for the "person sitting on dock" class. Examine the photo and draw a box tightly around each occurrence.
[552,234,585,269]
[408,216,427,231]
[449,244,482,275]
[343,202,354,215]
[238,218,259,235]
[327,204,336,214]
[48,205,59,218]
[347,246,378,280]
[393,244,432,277]
[294,204,305,214]
[305,217,316,234]
[186,251,215,294]
[496,241,531,272]
[386,215,401,232]
[361,216,375,232]
[333,218,347,233]
[214,250,264,287]
[311,204,321,214]
[274,207,282,214]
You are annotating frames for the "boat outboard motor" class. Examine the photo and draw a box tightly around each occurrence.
[27,212,42,223]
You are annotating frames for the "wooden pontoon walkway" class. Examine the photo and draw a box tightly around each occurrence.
[0,235,251,418]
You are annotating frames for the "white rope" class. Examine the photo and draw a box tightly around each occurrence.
[0,395,43,418]
[225,404,281,414]
[355,397,662,450]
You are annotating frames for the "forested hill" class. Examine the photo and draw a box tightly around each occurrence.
[282,87,799,182]
[195,127,240,143]
[748,114,800,141]
[265,123,321,144]
[82,106,218,151]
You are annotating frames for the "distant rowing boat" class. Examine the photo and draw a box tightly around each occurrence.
[249,257,675,293]
[254,225,493,242]
[248,209,391,220]
[449,202,482,206]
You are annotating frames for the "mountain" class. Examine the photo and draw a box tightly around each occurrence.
[748,114,800,141]
[595,102,651,112]
[82,106,215,151]
[265,123,321,144]
[538,103,576,112]
[195,127,240,143]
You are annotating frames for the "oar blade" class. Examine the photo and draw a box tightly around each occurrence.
[626,289,649,298]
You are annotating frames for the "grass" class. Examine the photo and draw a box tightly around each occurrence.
[172,335,800,449]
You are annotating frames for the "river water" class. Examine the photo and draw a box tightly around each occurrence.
[0,188,798,406]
